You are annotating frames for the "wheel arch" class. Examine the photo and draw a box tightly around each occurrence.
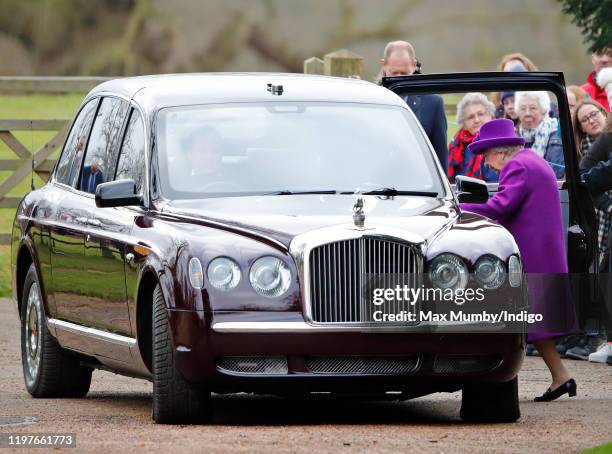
[15,240,45,320]
[135,268,158,373]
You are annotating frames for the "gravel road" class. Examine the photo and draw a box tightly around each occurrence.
[0,299,610,453]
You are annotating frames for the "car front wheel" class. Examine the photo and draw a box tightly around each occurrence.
[20,263,92,397]
[460,377,520,423]
[151,284,212,424]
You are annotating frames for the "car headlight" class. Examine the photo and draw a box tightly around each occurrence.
[508,255,522,287]
[429,254,468,290]
[249,256,291,297]
[474,255,505,289]
[207,257,241,290]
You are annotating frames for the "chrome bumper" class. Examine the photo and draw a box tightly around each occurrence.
[211,320,509,333]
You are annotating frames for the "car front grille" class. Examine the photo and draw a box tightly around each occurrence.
[308,237,421,323]
[306,356,419,375]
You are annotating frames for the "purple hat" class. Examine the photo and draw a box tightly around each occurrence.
[467,118,525,155]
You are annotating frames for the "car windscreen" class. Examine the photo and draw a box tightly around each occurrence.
[155,102,446,199]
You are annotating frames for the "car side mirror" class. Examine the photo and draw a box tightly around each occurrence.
[95,179,143,208]
[455,175,489,203]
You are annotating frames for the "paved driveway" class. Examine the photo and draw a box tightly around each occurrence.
[0,299,610,453]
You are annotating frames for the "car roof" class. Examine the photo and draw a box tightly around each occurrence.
[87,73,407,112]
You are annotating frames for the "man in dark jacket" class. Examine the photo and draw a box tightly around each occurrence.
[379,41,448,173]
[581,155,612,364]
[80,159,104,194]
[580,130,612,206]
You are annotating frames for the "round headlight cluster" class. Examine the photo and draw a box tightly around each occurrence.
[474,255,505,289]
[207,257,241,290]
[429,254,468,290]
[249,256,292,297]
[204,255,292,297]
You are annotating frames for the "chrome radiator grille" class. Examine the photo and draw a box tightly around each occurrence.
[308,237,421,323]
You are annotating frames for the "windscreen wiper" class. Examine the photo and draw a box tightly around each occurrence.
[263,190,339,195]
[342,187,439,197]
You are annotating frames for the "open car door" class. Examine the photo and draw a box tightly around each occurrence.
[383,71,599,325]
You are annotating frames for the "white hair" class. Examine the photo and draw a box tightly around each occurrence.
[514,91,551,114]
[456,92,496,126]
[488,145,523,156]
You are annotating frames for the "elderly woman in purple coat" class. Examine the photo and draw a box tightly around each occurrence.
[461,118,576,402]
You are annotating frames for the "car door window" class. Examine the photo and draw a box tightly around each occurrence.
[114,109,146,195]
[54,98,99,187]
[440,90,566,184]
[78,97,129,194]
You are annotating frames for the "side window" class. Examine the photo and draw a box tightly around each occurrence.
[55,98,98,186]
[79,97,129,194]
[115,109,146,195]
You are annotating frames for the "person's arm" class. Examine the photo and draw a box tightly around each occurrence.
[544,133,565,179]
[580,133,612,172]
[582,155,612,195]
[79,167,89,192]
[460,160,528,221]
[430,96,448,174]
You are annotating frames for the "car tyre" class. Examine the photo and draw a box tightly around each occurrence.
[151,284,212,424]
[20,263,92,398]
[460,377,520,423]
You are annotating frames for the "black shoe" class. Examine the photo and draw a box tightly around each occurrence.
[534,378,577,402]
[526,344,539,356]
[565,335,605,361]
[555,335,582,356]
[607,354,612,366]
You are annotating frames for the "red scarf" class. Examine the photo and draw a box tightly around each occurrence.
[448,129,484,182]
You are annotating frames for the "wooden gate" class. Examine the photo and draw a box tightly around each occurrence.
[0,120,70,243]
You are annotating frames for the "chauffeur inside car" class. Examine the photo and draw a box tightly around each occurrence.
[174,126,231,192]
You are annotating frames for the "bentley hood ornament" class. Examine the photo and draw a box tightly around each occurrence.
[352,191,365,227]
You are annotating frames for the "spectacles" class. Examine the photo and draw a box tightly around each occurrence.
[579,110,601,124]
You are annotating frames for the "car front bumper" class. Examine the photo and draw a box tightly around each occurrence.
[167,310,526,394]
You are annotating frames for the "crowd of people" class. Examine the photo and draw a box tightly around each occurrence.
[378,42,612,400]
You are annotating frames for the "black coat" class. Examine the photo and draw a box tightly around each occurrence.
[80,166,104,194]
[402,94,448,173]
[580,132,612,204]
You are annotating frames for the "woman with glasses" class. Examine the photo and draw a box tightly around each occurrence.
[573,100,608,160]
[448,93,499,183]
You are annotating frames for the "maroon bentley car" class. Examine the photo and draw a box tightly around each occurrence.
[11,72,595,424]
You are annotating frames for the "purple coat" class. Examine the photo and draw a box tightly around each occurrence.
[461,149,566,274]
[461,149,573,340]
